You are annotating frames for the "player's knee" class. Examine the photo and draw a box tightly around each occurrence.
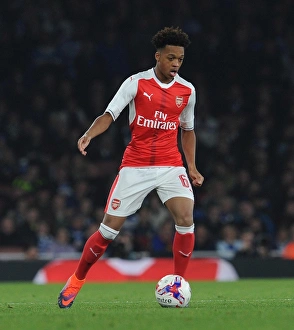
[174,214,193,227]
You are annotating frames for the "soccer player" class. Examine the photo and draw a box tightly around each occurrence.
[58,26,204,308]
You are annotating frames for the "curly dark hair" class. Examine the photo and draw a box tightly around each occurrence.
[151,26,191,50]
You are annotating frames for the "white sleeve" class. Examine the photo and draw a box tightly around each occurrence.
[179,87,196,130]
[104,76,138,121]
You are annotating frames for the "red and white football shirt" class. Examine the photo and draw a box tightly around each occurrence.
[105,68,196,168]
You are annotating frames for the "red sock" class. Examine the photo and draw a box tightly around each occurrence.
[173,231,195,277]
[75,231,111,280]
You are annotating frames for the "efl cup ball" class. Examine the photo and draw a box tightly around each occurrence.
[155,274,191,308]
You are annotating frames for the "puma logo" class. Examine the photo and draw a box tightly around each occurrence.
[179,251,192,257]
[90,248,100,258]
[143,92,153,101]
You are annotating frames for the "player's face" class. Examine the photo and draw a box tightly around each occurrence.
[154,45,185,83]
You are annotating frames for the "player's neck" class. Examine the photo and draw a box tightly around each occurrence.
[153,67,174,84]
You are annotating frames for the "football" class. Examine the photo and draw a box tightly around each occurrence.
[155,274,191,308]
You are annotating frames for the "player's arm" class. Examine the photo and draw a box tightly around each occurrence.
[181,129,204,187]
[77,112,113,156]
[180,86,204,187]
[78,75,137,156]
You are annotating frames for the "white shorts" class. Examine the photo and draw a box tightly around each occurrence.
[105,166,194,217]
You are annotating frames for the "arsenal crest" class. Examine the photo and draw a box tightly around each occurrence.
[111,198,121,210]
[175,96,183,108]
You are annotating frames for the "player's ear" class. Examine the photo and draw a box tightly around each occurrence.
[155,51,160,62]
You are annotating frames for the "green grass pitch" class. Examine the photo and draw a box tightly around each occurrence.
[0,279,294,330]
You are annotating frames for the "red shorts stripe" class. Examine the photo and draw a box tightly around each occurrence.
[104,174,120,213]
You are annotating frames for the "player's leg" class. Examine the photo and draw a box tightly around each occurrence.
[156,167,195,277]
[75,214,126,280]
[58,167,156,308]
[165,197,195,277]
[58,214,125,309]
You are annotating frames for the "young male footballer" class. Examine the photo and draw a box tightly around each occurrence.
[58,26,204,308]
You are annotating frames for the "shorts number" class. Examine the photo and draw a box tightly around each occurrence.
[179,174,190,188]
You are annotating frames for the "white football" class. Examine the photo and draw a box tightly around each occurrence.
[155,274,191,308]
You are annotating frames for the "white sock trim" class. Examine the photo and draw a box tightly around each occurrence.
[175,224,195,234]
[99,223,119,240]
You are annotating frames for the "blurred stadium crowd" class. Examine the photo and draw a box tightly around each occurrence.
[1,0,294,260]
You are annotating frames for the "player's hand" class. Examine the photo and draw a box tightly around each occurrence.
[77,134,91,156]
[190,169,204,187]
